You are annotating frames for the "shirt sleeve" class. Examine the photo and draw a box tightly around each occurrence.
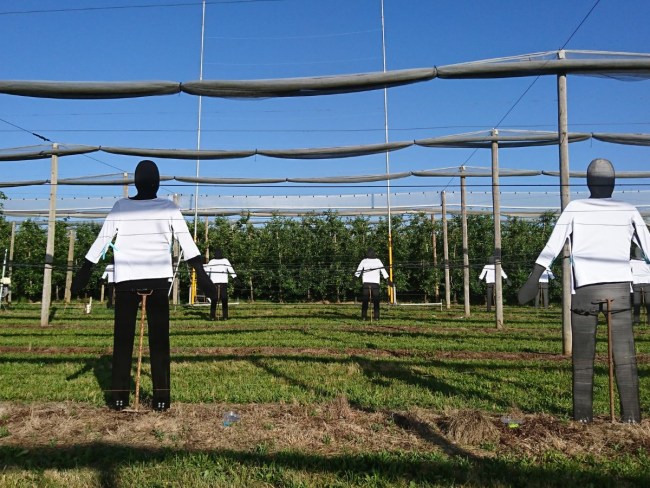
[535,208,573,269]
[170,206,200,260]
[379,261,389,279]
[354,260,364,277]
[85,204,119,264]
[479,267,487,281]
[225,259,237,278]
[501,269,508,280]
[632,210,650,263]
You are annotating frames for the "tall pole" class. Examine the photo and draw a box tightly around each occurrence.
[191,0,207,305]
[204,215,210,261]
[64,229,75,304]
[380,0,395,304]
[8,222,15,303]
[557,50,572,356]
[441,191,451,309]
[41,143,58,327]
[122,172,129,198]
[460,168,470,317]
[431,213,439,302]
[491,130,504,329]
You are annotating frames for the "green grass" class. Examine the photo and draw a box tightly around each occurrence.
[1,301,649,487]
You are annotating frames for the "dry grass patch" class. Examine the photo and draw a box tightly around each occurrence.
[2,401,650,461]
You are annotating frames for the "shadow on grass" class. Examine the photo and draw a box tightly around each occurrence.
[0,441,645,488]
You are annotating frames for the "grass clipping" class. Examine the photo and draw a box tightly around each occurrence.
[440,409,501,446]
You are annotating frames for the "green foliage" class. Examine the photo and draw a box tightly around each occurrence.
[0,210,575,305]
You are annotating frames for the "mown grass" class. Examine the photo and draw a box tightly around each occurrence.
[1,301,649,487]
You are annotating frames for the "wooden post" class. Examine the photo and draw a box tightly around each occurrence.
[122,172,129,198]
[204,215,209,262]
[557,50,573,356]
[40,144,58,327]
[64,229,75,304]
[441,191,451,309]
[431,213,439,302]
[491,130,504,329]
[8,222,15,303]
[460,169,470,317]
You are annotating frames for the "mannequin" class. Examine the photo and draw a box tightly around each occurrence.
[479,256,508,312]
[205,247,237,320]
[72,160,216,411]
[354,248,392,321]
[535,267,555,309]
[518,158,648,422]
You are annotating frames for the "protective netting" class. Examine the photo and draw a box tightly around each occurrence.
[0,130,612,165]
[435,50,650,80]
[6,189,650,220]
[415,130,592,148]
[0,51,649,99]
[0,144,99,161]
[592,133,650,147]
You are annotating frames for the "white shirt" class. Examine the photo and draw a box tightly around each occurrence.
[539,268,555,283]
[101,264,115,283]
[85,197,200,283]
[535,198,650,291]
[355,258,389,284]
[205,258,237,284]
[479,264,507,284]
[631,258,650,285]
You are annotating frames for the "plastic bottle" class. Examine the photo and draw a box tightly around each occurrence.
[222,410,241,427]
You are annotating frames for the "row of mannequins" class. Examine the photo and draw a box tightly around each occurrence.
[72,158,644,424]
[480,256,650,321]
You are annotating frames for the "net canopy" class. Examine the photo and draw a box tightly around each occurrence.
[592,133,650,146]
[6,188,650,221]
[435,50,650,80]
[415,130,591,148]
[0,51,649,100]
[0,130,597,164]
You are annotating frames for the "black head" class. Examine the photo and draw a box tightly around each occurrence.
[132,159,160,200]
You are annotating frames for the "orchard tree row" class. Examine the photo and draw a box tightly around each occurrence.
[0,209,561,305]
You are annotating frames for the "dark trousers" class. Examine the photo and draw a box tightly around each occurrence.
[632,283,650,325]
[535,282,550,308]
[106,283,114,309]
[571,282,640,422]
[210,283,229,319]
[113,280,170,407]
[361,283,380,320]
[486,283,495,312]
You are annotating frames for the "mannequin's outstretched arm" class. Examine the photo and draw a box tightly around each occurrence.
[71,259,94,296]
[517,264,545,304]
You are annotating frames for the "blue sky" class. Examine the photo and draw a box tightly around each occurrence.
[1,0,649,210]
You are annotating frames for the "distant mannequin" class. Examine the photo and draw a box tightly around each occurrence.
[479,257,508,312]
[354,248,392,321]
[72,160,216,412]
[205,248,237,321]
[630,247,650,326]
[518,158,648,423]
[101,263,115,309]
[535,267,555,309]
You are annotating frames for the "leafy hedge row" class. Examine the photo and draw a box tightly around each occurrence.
[0,211,560,304]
